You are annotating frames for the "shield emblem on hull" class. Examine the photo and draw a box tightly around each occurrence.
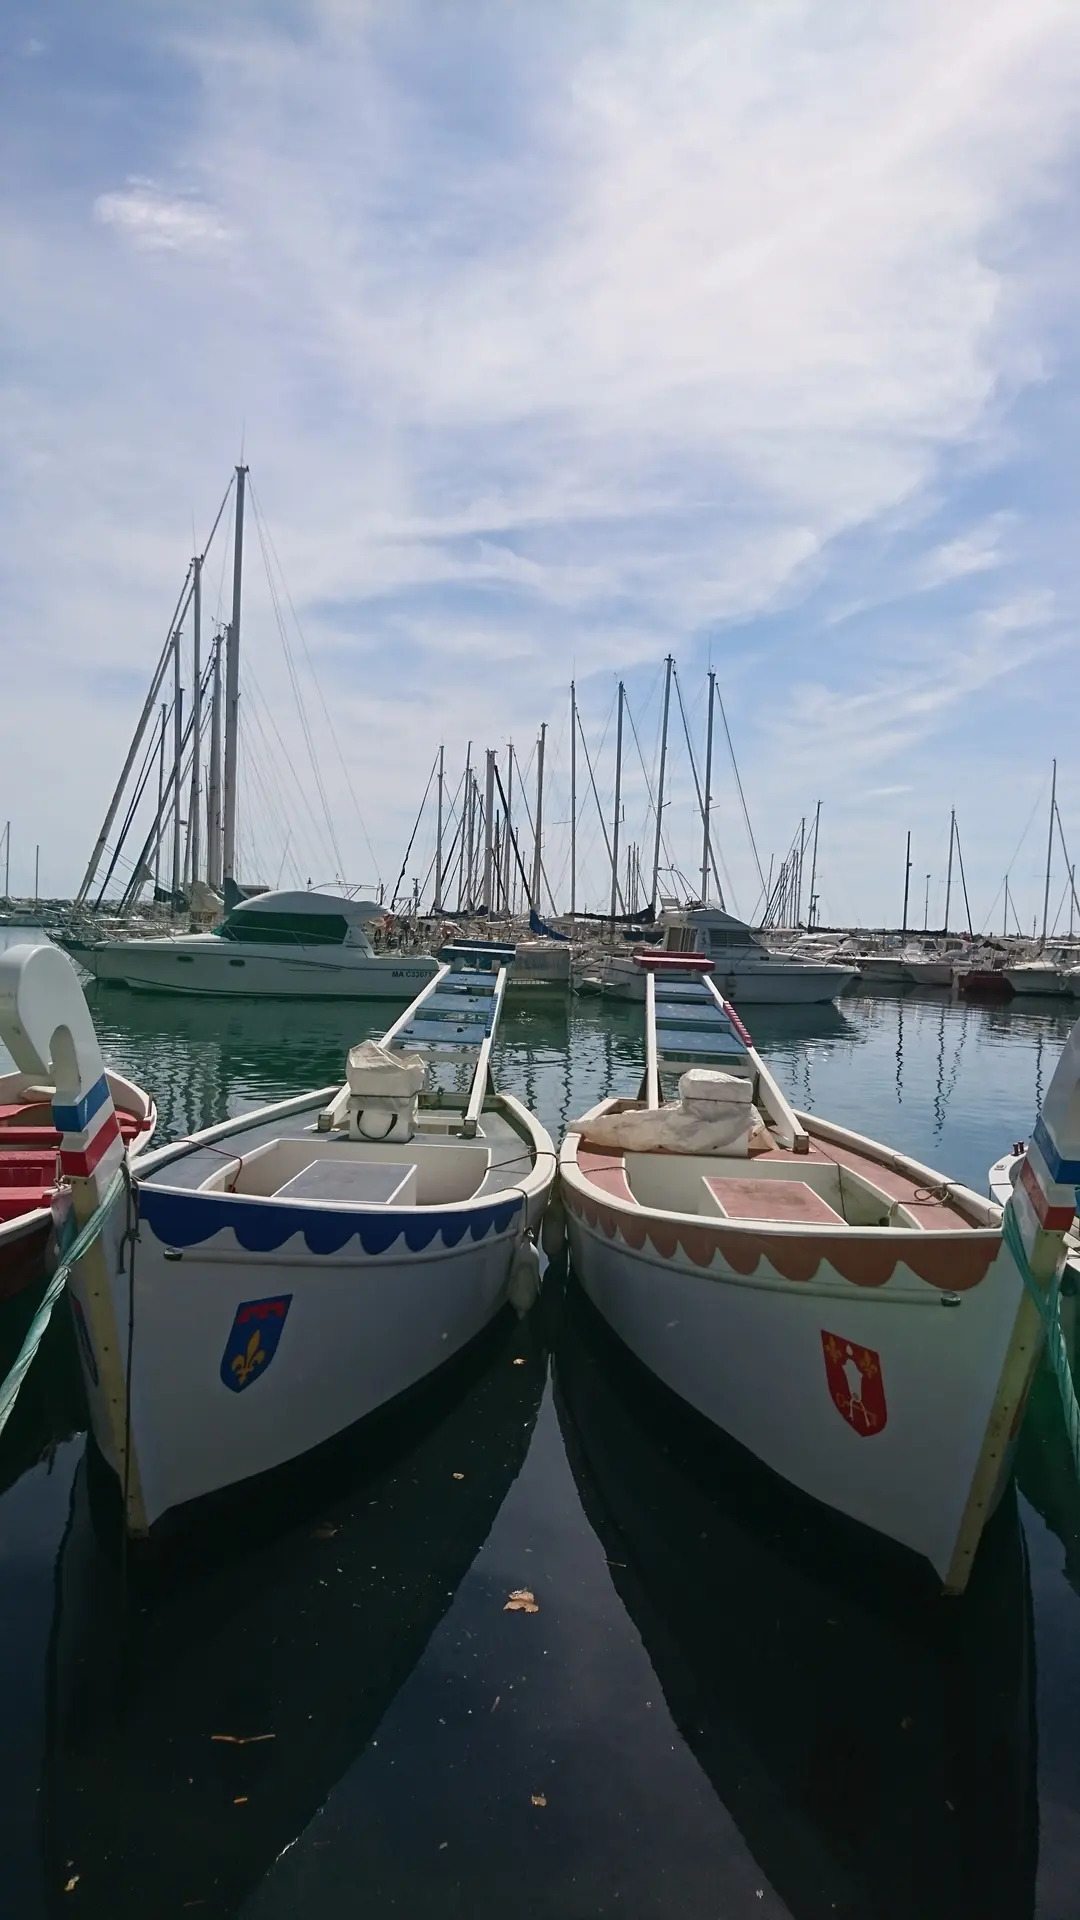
[221,1295,292,1393]
[821,1330,887,1437]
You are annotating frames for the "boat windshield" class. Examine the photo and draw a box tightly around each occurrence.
[708,926,757,949]
[216,909,351,948]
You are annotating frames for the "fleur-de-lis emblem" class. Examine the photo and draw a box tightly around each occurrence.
[231,1328,266,1388]
[220,1295,292,1393]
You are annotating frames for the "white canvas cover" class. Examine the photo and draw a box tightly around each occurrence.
[347,1040,426,1097]
[571,1070,763,1155]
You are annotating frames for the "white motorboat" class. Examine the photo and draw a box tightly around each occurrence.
[560,952,1080,1592]
[86,888,439,1000]
[573,907,856,1005]
[0,943,155,1305]
[31,948,554,1533]
[1003,957,1070,997]
[903,957,956,986]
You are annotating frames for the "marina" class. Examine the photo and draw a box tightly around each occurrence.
[6,11,1080,1916]
[0,920,1078,1918]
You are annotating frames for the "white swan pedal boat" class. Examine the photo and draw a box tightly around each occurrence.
[560,954,1080,1593]
[0,948,554,1535]
[0,943,155,1305]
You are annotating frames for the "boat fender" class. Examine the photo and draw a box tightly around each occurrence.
[507,1231,542,1317]
[540,1181,566,1261]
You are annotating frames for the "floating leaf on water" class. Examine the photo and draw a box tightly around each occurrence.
[234,1796,249,1805]
[530,1793,547,1807]
[211,1733,276,1745]
[452,1472,465,1480]
[504,1589,539,1613]
[512,1357,526,1366]
[64,1877,79,1893]
[311,1523,339,1539]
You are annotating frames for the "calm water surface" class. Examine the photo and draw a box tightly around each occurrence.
[1,928,1078,1919]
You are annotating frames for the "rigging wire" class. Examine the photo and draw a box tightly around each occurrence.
[248,480,383,884]
[249,492,348,887]
[390,753,439,910]
[714,685,765,895]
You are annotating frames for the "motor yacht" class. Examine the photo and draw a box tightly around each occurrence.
[86,889,439,1000]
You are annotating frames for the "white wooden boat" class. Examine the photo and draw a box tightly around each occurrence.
[990,1141,1080,1391]
[87,888,439,1000]
[45,952,554,1533]
[560,953,1080,1592]
[0,943,155,1304]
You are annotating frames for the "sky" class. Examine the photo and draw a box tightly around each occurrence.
[3,0,1080,929]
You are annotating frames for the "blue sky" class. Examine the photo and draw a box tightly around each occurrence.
[3,0,1080,926]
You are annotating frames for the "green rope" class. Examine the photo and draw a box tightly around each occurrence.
[0,1167,127,1439]
[1002,1202,1080,1480]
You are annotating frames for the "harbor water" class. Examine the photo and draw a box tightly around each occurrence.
[1,930,1078,1918]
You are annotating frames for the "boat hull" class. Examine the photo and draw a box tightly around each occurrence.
[1003,967,1068,997]
[581,960,855,1004]
[563,1177,1026,1586]
[74,1177,548,1529]
[903,960,954,986]
[90,941,439,999]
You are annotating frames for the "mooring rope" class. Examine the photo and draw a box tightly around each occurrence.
[0,1168,127,1439]
[1002,1203,1080,1481]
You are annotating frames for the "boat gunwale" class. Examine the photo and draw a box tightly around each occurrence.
[560,1097,1000,1244]
[136,1087,555,1213]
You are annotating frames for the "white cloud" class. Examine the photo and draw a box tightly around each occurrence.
[917,514,1015,589]
[93,184,230,252]
[2,1,1080,916]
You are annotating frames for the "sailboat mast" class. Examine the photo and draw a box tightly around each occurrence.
[944,810,955,935]
[650,654,673,915]
[461,742,473,913]
[901,829,911,937]
[1041,758,1057,947]
[503,743,514,914]
[808,800,822,930]
[154,703,166,894]
[610,682,624,925]
[570,682,577,920]
[222,463,247,888]
[171,632,183,905]
[700,669,716,903]
[207,634,223,890]
[434,743,445,912]
[187,554,202,889]
[482,750,495,915]
[531,722,546,909]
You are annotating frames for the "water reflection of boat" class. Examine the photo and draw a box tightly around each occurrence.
[554,1285,1037,1920]
[42,1311,546,1918]
[0,1291,85,1500]
[1016,1365,1080,1600]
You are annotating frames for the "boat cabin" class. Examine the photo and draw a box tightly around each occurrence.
[658,907,766,958]
[211,890,386,953]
